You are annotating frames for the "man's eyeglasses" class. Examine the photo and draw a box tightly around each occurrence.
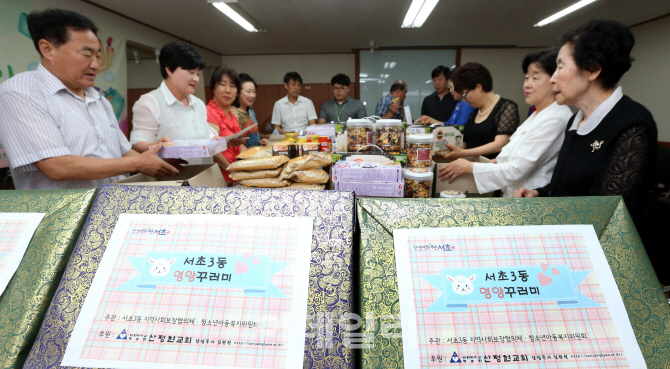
[462,90,470,100]
[332,86,348,91]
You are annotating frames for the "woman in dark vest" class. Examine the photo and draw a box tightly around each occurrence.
[515,19,657,225]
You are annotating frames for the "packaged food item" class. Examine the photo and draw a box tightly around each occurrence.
[346,119,374,152]
[283,169,329,184]
[151,138,227,159]
[237,146,273,160]
[228,167,283,181]
[333,181,404,197]
[301,142,320,155]
[283,153,332,174]
[285,183,326,190]
[432,126,463,158]
[332,160,402,183]
[239,178,291,188]
[226,155,289,172]
[406,134,433,168]
[273,143,303,158]
[375,119,403,152]
[285,133,298,140]
[319,136,332,152]
[406,125,433,136]
[440,190,466,198]
[306,134,320,142]
[404,168,433,198]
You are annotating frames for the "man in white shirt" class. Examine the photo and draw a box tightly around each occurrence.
[271,72,317,134]
[0,9,179,190]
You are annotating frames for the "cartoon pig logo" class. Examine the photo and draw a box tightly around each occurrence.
[149,257,176,277]
[446,274,476,295]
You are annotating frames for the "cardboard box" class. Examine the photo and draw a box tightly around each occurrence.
[332,160,403,183]
[151,139,227,159]
[114,164,227,187]
[432,126,463,157]
[433,155,491,195]
[333,181,404,197]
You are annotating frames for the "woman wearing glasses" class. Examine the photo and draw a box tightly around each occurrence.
[438,49,573,197]
[515,20,657,224]
[442,62,520,160]
[230,73,269,148]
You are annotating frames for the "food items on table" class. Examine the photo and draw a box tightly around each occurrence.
[375,119,403,152]
[282,169,329,184]
[285,133,298,140]
[406,134,433,168]
[226,155,289,172]
[319,136,332,152]
[404,168,433,198]
[228,167,283,181]
[346,119,374,152]
[236,146,273,160]
[283,153,332,174]
[239,178,291,188]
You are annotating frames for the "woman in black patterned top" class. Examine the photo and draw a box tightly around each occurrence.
[442,62,520,160]
[515,20,657,225]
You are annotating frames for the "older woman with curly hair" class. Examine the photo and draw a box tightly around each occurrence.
[515,20,657,224]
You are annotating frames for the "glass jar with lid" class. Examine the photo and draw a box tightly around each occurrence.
[406,133,433,167]
[347,119,374,152]
[404,168,433,198]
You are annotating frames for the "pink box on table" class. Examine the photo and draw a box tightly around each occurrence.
[331,160,403,183]
[151,138,228,159]
[333,181,404,197]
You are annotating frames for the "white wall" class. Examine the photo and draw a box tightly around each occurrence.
[620,16,670,142]
[221,54,355,84]
[40,0,220,101]
[460,48,544,117]
[127,60,163,89]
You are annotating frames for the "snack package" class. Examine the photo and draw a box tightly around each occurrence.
[239,178,291,188]
[228,167,283,181]
[285,183,326,191]
[283,169,329,184]
[226,155,289,172]
[236,146,273,160]
[283,153,332,174]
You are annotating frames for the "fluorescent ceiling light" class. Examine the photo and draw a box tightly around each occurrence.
[402,0,439,28]
[534,0,598,27]
[384,62,390,69]
[211,2,258,32]
[390,62,396,68]
[359,73,368,77]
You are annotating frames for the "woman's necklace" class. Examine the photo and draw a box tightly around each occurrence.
[478,94,500,115]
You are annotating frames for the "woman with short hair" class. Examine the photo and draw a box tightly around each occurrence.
[130,42,220,167]
[439,48,573,197]
[515,20,657,224]
[444,62,520,160]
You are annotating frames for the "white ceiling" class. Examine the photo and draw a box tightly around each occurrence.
[95,0,670,55]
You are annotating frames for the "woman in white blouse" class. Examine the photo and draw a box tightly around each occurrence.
[130,42,226,166]
[438,48,573,197]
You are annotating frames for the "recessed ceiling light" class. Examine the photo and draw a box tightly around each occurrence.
[209,1,258,32]
[402,0,439,28]
[534,0,599,27]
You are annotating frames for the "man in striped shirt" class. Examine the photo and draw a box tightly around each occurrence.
[0,9,180,190]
